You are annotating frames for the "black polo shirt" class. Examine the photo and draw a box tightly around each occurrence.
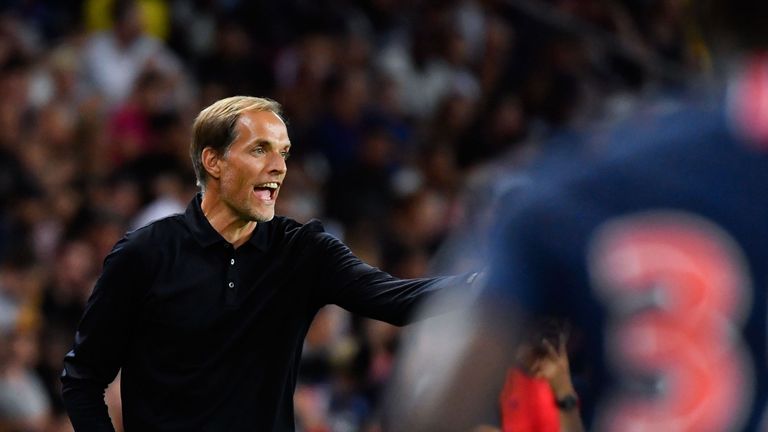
[62,194,471,431]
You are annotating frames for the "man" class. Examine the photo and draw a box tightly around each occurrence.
[81,0,184,108]
[387,1,768,431]
[61,96,476,431]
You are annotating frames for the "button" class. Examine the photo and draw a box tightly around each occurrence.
[228,282,235,288]
[230,258,235,265]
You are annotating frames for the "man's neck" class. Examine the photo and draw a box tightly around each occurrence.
[200,190,256,248]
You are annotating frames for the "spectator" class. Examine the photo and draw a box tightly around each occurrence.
[81,0,184,108]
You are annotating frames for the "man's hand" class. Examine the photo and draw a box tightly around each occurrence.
[529,333,576,399]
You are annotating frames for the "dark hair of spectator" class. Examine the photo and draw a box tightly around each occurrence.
[696,0,768,50]
[110,0,137,24]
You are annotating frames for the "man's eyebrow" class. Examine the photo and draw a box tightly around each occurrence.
[249,139,273,147]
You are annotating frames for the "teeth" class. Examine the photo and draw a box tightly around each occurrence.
[256,182,278,190]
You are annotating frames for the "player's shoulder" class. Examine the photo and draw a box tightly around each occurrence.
[581,94,724,169]
[503,97,727,220]
[603,96,728,160]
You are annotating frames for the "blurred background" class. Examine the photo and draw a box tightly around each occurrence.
[0,0,706,431]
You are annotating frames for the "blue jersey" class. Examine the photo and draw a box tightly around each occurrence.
[487,58,768,431]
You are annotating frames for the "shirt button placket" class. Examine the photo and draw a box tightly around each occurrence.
[225,245,237,305]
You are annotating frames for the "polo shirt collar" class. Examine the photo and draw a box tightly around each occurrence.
[184,193,271,252]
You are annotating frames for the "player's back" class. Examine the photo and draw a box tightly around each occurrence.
[489,60,768,431]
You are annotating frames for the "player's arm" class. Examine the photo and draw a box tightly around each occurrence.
[310,230,478,326]
[61,236,147,431]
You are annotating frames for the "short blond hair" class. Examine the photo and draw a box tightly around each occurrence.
[190,96,283,188]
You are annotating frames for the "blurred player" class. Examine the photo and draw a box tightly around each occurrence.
[386,1,768,430]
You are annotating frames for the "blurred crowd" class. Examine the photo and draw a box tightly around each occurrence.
[0,0,701,431]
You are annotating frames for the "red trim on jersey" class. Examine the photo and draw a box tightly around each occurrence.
[730,53,768,149]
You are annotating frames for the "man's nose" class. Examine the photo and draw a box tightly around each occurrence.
[268,151,287,175]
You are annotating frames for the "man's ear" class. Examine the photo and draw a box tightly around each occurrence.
[201,147,223,180]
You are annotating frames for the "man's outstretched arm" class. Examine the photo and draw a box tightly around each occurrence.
[310,226,480,325]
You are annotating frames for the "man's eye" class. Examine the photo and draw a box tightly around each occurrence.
[281,152,291,160]
[252,147,266,155]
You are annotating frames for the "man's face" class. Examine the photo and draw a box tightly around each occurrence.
[216,110,290,223]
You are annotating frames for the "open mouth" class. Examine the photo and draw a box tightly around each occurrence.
[253,182,279,201]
